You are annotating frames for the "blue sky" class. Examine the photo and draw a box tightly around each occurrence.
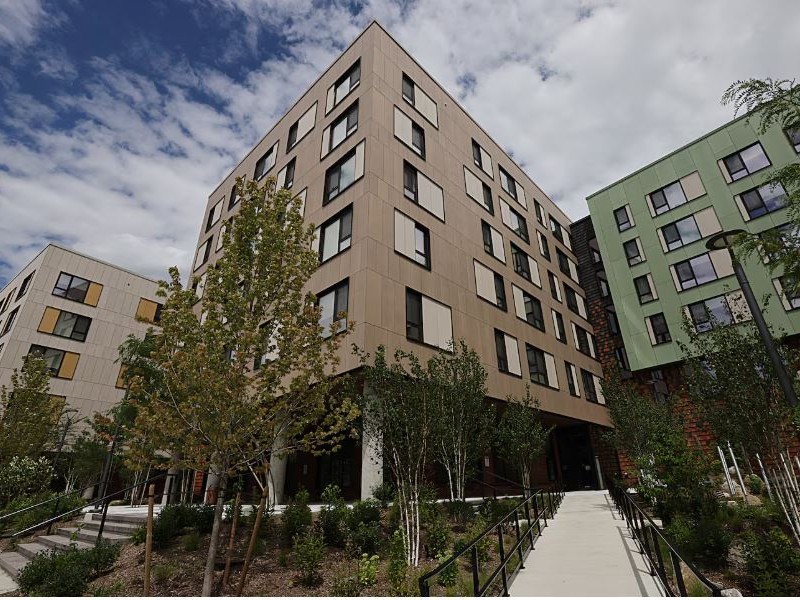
[1,0,798,286]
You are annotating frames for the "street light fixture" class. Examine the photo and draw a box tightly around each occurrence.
[705,230,798,408]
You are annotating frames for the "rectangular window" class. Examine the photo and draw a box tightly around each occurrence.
[402,162,445,220]
[194,238,212,270]
[481,221,505,263]
[526,344,549,387]
[787,127,800,152]
[318,279,349,337]
[395,210,431,268]
[556,248,570,277]
[614,346,631,371]
[324,141,365,204]
[634,274,655,304]
[228,183,240,210]
[53,272,93,303]
[511,243,536,284]
[494,329,521,376]
[287,102,317,150]
[1,307,18,337]
[0,292,12,315]
[661,215,701,251]
[564,285,586,318]
[614,206,632,231]
[206,200,223,232]
[471,139,493,177]
[674,254,717,290]
[688,295,734,332]
[512,284,544,331]
[17,272,35,300]
[607,308,620,335]
[27,344,79,379]
[650,182,686,215]
[574,324,593,356]
[565,362,579,396]
[499,166,526,207]
[281,158,296,189]
[500,200,529,242]
[721,142,771,181]
[552,309,566,343]
[324,101,358,155]
[623,238,644,266]
[464,167,494,214]
[394,106,425,158]
[253,141,278,180]
[51,310,92,341]
[135,298,163,324]
[597,272,609,297]
[581,369,598,402]
[534,201,545,226]
[316,206,353,263]
[474,261,506,310]
[739,182,787,220]
[779,276,800,309]
[649,313,671,344]
[548,271,561,302]
[401,73,438,126]
[550,218,565,245]
[406,288,453,350]
[537,231,551,261]
[328,59,360,112]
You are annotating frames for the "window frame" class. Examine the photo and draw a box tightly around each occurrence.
[323,143,363,205]
[17,272,35,301]
[28,344,65,376]
[649,313,672,345]
[721,142,771,182]
[634,274,655,304]
[661,215,701,251]
[317,279,349,338]
[328,100,359,153]
[0,307,18,337]
[510,243,532,282]
[623,238,644,266]
[674,254,718,291]
[329,59,361,113]
[253,143,278,181]
[51,310,92,342]
[53,272,91,303]
[739,182,787,220]
[317,205,353,264]
[525,343,549,387]
[614,206,632,231]
[581,369,598,402]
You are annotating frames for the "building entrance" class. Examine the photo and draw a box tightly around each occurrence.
[554,424,598,491]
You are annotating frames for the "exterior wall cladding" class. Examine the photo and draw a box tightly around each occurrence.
[192,22,616,499]
[0,244,161,427]
[578,106,800,463]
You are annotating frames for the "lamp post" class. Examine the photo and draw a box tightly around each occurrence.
[705,230,798,408]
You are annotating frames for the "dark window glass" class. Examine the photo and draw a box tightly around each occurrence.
[228,183,240,210]
[332,60,360,107]
[287,123,298,149]
[511,244,531,281]
[548,272,560,301]
[482,183,494,214]
[607,308,620,335]
[556,249,570,277]
[550,219,564,244]
[324,147,359,204]
[28,344,64,375]
[597,272,610,297]
[740,183,787,219]
[318,280,349,337]
[482,221,494,256]
[575,325,592,355]
[411,123,425,158]
[329,101,359,151]
[526,344,548,386]
[53,272,90,303]
[565,362,578,396]
[1,307,19,336]
[614,346,630,371]
[623,239,642,265]
[52,311,92,342]
[539,233,550,260]
[564,286,579,314]
[787,127,800,152]
[688,295,733,332]
[649,181,687,215]
[674,254,717,290]
[494,330,509,373]
[662,216,701,251]
[254,147,275,180]
[581,369,597,402]
[507,205,529,242]
[499,166,518,200]
[472,140,483,169]
[406,289,422,341]
[402,74,415,104]
[522,292,544,331]
[614,206,631,231]
[649,313,671,344]
[403,162,418,201]
[494,274,507,311]
[534,201,545,226]
[634,275,654,304]
[17,272,34,300]
[722,143,770,181]
[553,310,566,342]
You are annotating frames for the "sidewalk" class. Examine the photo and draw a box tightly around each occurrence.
[510,490,664,597]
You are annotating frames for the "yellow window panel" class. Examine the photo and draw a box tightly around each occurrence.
[84,282,103,307]
[38,307,61,334]
[58,352,80,380]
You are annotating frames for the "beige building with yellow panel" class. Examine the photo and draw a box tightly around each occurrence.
[191,22,614,499]
[0,244,161,428]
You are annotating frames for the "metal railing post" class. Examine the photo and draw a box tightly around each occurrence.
[523,498,535,547]
[670,549,687,596]
[471,545,480,596]
[514,509,524,568]
[650,526,667,586]
[497,525,509,597]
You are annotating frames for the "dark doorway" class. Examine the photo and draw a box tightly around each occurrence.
[554,424,598,491]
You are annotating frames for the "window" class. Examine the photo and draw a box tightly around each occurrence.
[623,239,643,266]
[494,329,521,376]
[564,285,585,317]
[51,310,92,342]
[548,271,561,302]
[474,261,506,310]
[534,201,545,226]
[779,276,800,309]
[500,200,529,242]
[316,206,353,263]
[394,107,425,158]
[135,298,163,324]
[740,182,787,219]
[27,344,78,380]
[287,102,317,150]
[565,362,579,396]
[607,308,620,335]
[589,238,602,264]
[318,279,349,337]
[0,292,12,315]
[464,167,494,214]
[395,210,431,268]
[648,313,671,344]
[721,142,770,181]
[494,274,507,311]
[614,346,631,372]
[326,101,358,154]
[537,231,550,261]
[556,248,575,280]
[614,206,632,231]
[471,139,492,177]
[649,181,686,215]
[1,307,18,336]
[574,324,593,356]
[552,310,566,343]
[499,166,526,207]
[526,344,549,386]
[401,74,438,126]
[194,239,212,270]
[651,369,669,403]
[674,254,717,290]
[17,272,34,300]
[661,215,701,251]
[634,274,655,304]
[481,221,505,263]
[228,183,240,210]
[206,200,223,232]
[254,142,278,180]
[511,243,535,283]
[405,289,453,350]
[597,272,610,297]
[411,123,425,157]
[688,295,733,332]
[550,218,566,245]
[512,284,544,331]
[581,369,598,402]
[402,162,444,220]
[787,127,800,152]
[328,59,360,112]
[283,159,296,189]
[53,272,92,303]
[324,141,364,204]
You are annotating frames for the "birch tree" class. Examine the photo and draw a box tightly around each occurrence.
[428,340,492,501]
[493,388,550,491]
[124,176,358,596]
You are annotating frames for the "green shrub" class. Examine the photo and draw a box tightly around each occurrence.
[151,503,217,547]
[425,515,451,558]
[129,525,146,544]
[1,492,84,534]
[444,500,474,525]
[436,552,457,587]
[348,499,381,529]
[349,521,380,556]
[418,485,441,526]
[387,529,408,594]
[331,574,361,596]
[89,580,125,596]
[152,562,176,584]
[182,531,201,551]
[744,474,764,496]
[18,541,120,596]
[319,484,349,547]
[282,489,312,544]
[358,553,379,587]
[744,527,800,596]
[293,527,325,586]
[371,482,395,508]
[479,497,520,524]
[0,456,53,507]
[664,513,731,569]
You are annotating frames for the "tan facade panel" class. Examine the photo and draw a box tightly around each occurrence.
[726,290,752,322]
[136,298,159,323]
[38,306,60,334]
[680,171,706,201]
[84,282,103,307]
[709,249,734,278]
[58,351,80,380]
[695,207,721,237]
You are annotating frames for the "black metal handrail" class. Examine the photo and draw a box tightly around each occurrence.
[609,483,723,597]
[0,471,177,542]
[419,484,565,597]
[0,476,112,525]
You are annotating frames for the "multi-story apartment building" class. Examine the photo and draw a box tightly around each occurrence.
[192,22,612,500]
[581,109,800,444]
[0,244,162,430]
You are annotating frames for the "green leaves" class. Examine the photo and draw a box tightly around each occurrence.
[493,387,550,490]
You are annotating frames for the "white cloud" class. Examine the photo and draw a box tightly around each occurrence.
[1,0,799,285]
[0,0,55,49]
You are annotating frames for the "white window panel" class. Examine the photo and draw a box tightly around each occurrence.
[504,333,522,376]
[321,220,341,262]
[544,353,559,390]
[294,188,307,218]
[527,255,542,287]
[394,211,417,262]
[477,146,493,178]
[500,199,513,229]
[576,294,588,319]
[294,102,317,144]
[511,284,526,320]
[394,107,413,147]
[474,261,496,304]
[413,84,438,127]
[464,167,487,207]
[194,239,211,270]
[421,295,453,350]
[207,200,223,230]
[593,375,606,405]
[417,171,445,220]
[490,226,505,262]
[216,223,227,251]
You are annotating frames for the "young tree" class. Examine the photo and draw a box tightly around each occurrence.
[428,340,492,501]
[0,355,64,464]
[124,176,358,596]
[357,345,434,566]
[722,78,800,297]
[493,388,550,491]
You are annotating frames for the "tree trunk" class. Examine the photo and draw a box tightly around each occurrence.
[201,471,228,597]
[236,472,269,596]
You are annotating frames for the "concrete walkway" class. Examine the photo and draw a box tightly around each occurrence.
[510,490,664,597]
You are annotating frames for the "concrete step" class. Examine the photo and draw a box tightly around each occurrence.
[57,527,129,544]
[81,519,142,534]
[37,535,93,552]
[15,542,50,560]
[0,551,29,579]
[89,512,149,525]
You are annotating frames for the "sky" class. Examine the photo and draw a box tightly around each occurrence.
[1,0,799,285]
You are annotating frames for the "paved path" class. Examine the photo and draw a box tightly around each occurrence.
[510,490,664,597]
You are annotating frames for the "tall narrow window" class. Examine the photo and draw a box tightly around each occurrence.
[464,167,494,214]
[552,310,566,343]
[254,142,278,180]
[324,141,364,204]
[395,210,431,268]
[512,284,544,331]
[501,200,529,242]
[648,313,671,344]
[328,101,359,153]
[494,330,522,376]
[471,139,492,177]
[1,307,18,337]
[581,369,598,402]
[565,362,578,396]
[511,243,532,282]
[402,74,415,104]
[316,206,353,263]
[17,272,34,300]
[623,239,644,265]
[526,344,549,386]
[318,280,349,337]
[634,275,655,304]
[537,232,551,261]
[328,59,360,112]
[614,206,632,231]
[406,289,423,341]
[534,201,545,226]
